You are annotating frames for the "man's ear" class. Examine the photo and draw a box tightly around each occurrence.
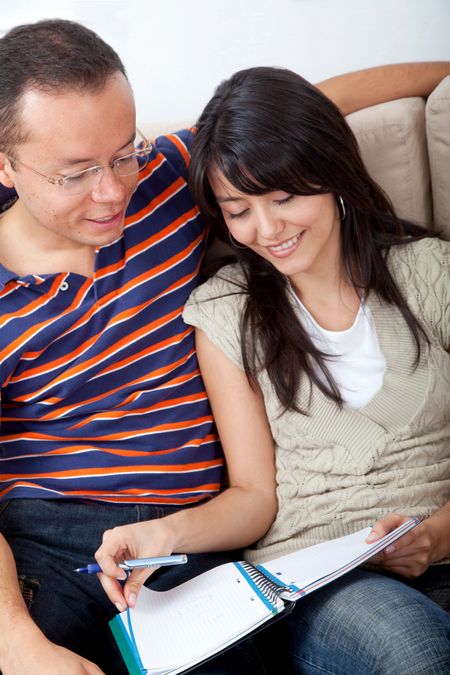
[0,152,16,188]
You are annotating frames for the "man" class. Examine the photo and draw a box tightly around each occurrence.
[0,18,448,675]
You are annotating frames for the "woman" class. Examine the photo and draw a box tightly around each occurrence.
[181,66,450,672]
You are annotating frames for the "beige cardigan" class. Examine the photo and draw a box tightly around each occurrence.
[183,238,450,564]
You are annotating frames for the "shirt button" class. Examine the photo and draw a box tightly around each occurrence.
[59,281,69,291]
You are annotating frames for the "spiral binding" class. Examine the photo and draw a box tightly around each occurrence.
[238,561,286,607]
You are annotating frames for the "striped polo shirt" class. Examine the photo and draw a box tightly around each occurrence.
[0,130,224,504]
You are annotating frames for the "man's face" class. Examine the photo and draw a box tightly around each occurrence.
[3,72,138,249]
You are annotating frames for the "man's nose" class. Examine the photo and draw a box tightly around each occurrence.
[90,166,127,202]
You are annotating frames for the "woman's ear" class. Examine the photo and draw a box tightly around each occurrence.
[0,153,16,188]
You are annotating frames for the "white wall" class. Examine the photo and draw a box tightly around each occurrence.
[1,0,449,125]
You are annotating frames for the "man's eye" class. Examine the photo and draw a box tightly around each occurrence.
[115,154,136,168]
[64,173,89,185]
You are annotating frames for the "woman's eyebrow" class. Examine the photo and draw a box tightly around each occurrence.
[216,195,245,204]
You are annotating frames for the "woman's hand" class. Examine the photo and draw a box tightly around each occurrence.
[366,512,443,578]
[95,519,176,611]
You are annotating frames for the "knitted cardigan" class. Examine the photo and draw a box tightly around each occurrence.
[183,238,450,565]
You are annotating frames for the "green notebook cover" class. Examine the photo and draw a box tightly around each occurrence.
[110,613,144,675]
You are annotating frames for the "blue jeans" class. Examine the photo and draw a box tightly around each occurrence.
[257,567,450,674]
[0,498,265,675]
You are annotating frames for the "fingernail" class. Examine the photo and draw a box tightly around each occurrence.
[115,602,124,612]
[385,545,395,554]
[366,532,377,542]
[128,593,137,607]
[116,571,127,581]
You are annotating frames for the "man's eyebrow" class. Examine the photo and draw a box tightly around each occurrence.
[59,134,136,167]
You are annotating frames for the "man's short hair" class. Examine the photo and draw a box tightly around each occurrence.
[0,19,127,154]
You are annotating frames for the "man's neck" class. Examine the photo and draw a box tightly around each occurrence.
[0,200,95,278]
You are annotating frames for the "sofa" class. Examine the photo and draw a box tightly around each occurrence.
[140,74,450,241]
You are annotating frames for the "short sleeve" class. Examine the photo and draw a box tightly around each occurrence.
[154,129,194,182]
[182,265,247,369]
[389,238,450,349]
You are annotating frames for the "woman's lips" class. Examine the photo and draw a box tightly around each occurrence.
[267,230,304,258]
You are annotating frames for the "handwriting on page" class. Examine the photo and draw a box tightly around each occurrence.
[127,564,275,670]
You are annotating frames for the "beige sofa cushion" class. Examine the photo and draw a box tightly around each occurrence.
[346,98,432,230]
[426,75,450,240]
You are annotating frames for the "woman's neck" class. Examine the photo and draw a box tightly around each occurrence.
[290,268,362,331]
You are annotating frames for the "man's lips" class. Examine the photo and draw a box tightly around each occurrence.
[85,211,124,230]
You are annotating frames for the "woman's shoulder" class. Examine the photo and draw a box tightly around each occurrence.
[183,263,247,331]
[387,236,449,346]
[182,264,248,368]
[387,236,449,276]
[185,263,247,306]
[387,236,449,292]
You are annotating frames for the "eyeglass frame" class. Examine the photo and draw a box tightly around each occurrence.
[6,128,152,193]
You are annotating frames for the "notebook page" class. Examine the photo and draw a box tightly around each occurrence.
[259,520,418,599]
[119,562,280,673]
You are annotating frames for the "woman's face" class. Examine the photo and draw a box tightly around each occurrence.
[209,170,342,284]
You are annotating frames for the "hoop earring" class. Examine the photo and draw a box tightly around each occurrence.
[338,195,346,220]
[228,230,247,250]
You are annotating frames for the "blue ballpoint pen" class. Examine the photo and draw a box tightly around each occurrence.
[74,553,188,574]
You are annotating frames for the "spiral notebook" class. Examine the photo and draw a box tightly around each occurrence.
[110,517,419,675]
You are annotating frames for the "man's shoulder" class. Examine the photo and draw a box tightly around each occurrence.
[152,128,194,181]
[127,128,197,214]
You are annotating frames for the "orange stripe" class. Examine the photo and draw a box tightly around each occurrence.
[125,175,186,228]
[120,371,199,406]
[14,307,181,402]
[14,231,203,390]
[0,483,220,501]
[89,328,192,383]
[15,265,196,382]
[1,412,213,442]
[44,434,218,457]
[37,349,195,419]
[69,391,207,429]
[1,434,218,458]
[1,458,223,479]
[36,340,194,419]
[167,133,190,167]
[97,205,199,280]
[0,277,92,368]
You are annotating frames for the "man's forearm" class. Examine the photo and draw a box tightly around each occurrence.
[0,534,38,663]
[316,61,450,116]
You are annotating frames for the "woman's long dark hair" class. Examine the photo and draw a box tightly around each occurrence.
[189,66,429,412]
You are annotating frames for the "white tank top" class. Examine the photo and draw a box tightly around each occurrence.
[294,297,387,410]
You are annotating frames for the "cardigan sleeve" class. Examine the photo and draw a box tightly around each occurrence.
[182,264,247,369]
[388,237,450,349]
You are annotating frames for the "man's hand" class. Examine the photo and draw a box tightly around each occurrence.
[1,625,104,674]
[366,513,439,578]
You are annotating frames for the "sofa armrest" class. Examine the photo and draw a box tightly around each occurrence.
[426,75,450,240]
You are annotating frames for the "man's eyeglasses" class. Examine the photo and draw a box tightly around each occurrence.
[8,129,152,196]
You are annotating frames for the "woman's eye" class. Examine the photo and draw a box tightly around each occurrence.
[227,209,248,220]
[275,194,294,205]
